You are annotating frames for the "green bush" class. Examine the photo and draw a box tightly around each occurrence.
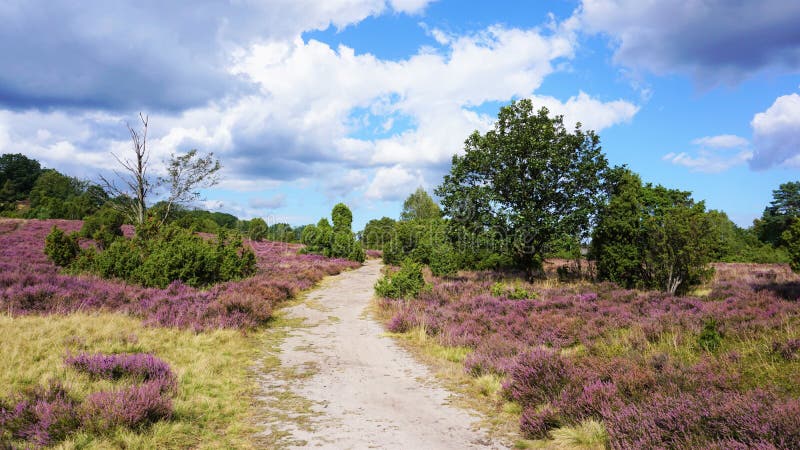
[44,226,79,267]
[80,207,125,249]
[374,260,425,299]
[490,281,535,300]
[303,204,364,263]
[71,225,257,288]
[429,243,459,277]
[698,318,723,352]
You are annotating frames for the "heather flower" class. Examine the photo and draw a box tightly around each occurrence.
[519,405,560,439]
[82,381,173,432]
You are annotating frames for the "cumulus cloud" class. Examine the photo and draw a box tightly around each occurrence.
[664,134,752,173]
[578,0,800,83]
[690,134,750,149]
[750,93,800,170]
[0,5,640,202]
[0,0,427,111]
[365,165,425,201]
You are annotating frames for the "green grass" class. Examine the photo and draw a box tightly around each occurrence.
[0,312,265,449]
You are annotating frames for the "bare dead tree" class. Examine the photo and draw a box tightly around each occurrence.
[100,113,151,227]
[101,113,221,229]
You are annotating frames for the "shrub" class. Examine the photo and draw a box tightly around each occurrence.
[374,260,425,299]
[44,226,79,266]
[504,348,572,406]
[0,382,80,447]
[80,207,125,249]
[82,381,173,432]
[698,317,723,352]
[520,405,561,439]
[490,281,534,300]
[73,225,257,288]
[429,243,459,277]
[64,353,176,389]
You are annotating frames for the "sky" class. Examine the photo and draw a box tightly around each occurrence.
[0,0,798,230]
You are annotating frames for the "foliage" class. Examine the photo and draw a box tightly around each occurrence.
[490,281,534,300]
[77,226,258,289]
[303,204,364,262]
[591,168,715,294]
[3,219,359,330]
[0,313,269,448]
[249,217,268,242]
[80,207,125,249]
[400,187,441,222]
[44,226,79,267]
[374,260,425,299]
[429,242,459,277]
[698,317,723,352]
[0,153,42,208]
[436,100,609,276]
[331,202,353,233]
[360,216,396,250]
[27,169,103,219]
[756,181,800,246]
[783,220,800,272]
[0,352,176,447]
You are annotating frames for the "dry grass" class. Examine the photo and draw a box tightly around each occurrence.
[0,312,265,449]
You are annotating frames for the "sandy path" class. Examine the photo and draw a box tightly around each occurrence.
[259,259,505,449]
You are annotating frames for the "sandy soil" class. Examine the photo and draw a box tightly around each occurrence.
[260,259,505,449]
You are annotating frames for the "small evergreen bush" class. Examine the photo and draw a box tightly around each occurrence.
[44,226,79,267]
[374,260,425,299]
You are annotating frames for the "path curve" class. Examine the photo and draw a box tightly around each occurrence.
[260,259,504,449]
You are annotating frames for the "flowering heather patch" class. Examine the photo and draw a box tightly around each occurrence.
[0,382,80,447]
[0,352,177,446]
[0,219,359,330]
[65,353,176,391]
[378,262,800,445]
[366,249,383,259]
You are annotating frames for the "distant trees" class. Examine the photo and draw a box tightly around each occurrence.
[436,100,609,277]
[0,153,42,207]
[755,181,800,246]
[590,168,714,294]
[400,187,441,222]
[301,203,365,262]
[360,217,396,250]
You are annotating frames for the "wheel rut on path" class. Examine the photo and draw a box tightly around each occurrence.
[258,259,505,449]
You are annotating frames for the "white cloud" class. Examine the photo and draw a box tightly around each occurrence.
[691,134,749,149]
[750,93,800,170]
[528,91,639,131]
[0,14,640,203]
[365,165,424,201]
[664,134,754,173]
[388,0,436,14]
[662,149,752,174]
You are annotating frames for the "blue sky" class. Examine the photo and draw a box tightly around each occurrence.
[0,0,798,230]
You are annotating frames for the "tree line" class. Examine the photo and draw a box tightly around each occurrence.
[361,99,798,295]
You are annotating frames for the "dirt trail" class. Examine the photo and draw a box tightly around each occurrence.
[259,259,504,449]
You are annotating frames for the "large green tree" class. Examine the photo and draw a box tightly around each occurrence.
[0,153,42,204]
[591,168,714,295]
[436,100,609,275]
[755,181,800,246]
[400,187,441,222]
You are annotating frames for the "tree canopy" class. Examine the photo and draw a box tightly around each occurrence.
[591,168,714,294]
[436,100,609,275]
[400,187,441,222]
